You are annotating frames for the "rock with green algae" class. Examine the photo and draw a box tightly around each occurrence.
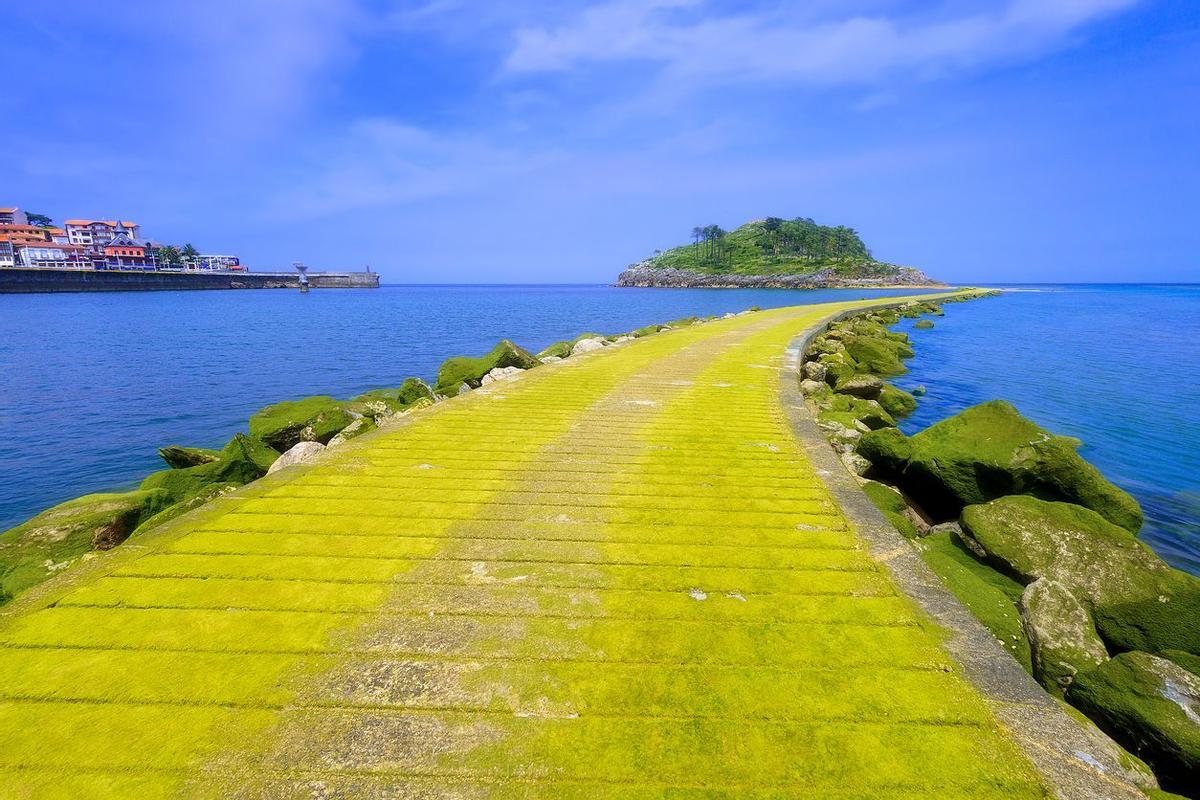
[819,353,858,388]
[1068,651,1200,790]
[157,445,220,469]
[435,339,539,396]
[1052,698,1161,791]
[1093,579,1200,657]
[914,319,935,330]
[348,378,435,422]
[631,324,665,338]
[249,395,355,451]
[834,373,883,399]
[140,433,277,504]
[841,334,911,375]
[816,393,895,431]
[537,341,573,359]
[0,489,172,602]
[862,480,920,539]
[960,496,1175,612]
[328,417,377,447]
[131,483,237,538]
[858,400,1143,531]
[915,530,1033,671]
[877,384,917,418]
[856,427,912,474]
[1020,578,1109,696]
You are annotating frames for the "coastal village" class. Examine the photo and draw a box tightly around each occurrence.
[0,205,242,272]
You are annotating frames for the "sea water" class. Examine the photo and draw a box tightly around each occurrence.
[0,283,1195,575]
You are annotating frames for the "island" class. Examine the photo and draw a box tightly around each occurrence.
[616,216,943,288]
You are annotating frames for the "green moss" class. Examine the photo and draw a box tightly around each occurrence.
[961,496,1177,612]
[348,378,435,421]
[1068,651,1200,789]
[857,427,912,475]
[0,489,172,602]
[878,384,917,418]
[842,335,909,375]
[141,434,275,504]
[822,392,895,430]
[157,446,220,469]
[917,532,1033,671]
[537,341,573,359]
[914,319,935,330]
[667,316,700,328]
[862,480,920,539]
[434,339,540,395]
[1094,575,1200,657]
[248,395,354,450]
[888,400,1144,531]
[1161,650,1200,677]
[631,324,664,338]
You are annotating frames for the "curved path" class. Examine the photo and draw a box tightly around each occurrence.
[0,299,1049,798]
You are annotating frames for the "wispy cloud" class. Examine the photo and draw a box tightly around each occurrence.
[505,0,1137,86]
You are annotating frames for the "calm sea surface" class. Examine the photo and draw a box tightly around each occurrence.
[1,283,1196,574]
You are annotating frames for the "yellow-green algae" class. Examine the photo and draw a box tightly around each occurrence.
[0,298,1047,798]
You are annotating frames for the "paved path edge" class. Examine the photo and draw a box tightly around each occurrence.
[780,300,1148,800]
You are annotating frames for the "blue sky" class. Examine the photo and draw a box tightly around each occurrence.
[2,1,1197,283]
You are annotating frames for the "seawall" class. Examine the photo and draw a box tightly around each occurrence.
[0,268,379,293]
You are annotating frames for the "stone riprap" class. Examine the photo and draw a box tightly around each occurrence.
[0,300,1048,798]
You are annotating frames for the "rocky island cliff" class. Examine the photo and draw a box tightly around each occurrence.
[616,217,944,288]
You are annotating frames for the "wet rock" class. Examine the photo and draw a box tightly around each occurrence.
[1020,578,1109,695]
[267,441,327,475]
[1068,651,1200,789]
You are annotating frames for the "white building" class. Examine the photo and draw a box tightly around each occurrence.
[0,208,28,226]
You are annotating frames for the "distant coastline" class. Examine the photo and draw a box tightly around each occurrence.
[616,262,944,289]
[0,266,379,293]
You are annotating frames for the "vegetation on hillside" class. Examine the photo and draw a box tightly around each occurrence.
[646,217,895,276]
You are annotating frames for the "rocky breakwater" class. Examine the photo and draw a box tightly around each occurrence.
[616,262,943,289]
[800,295,1199,796]
[0,309,755,607]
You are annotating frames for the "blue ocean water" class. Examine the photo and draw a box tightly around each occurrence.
[891,285,1200,575]
[0,285,932,533]
[0,284,1195,576]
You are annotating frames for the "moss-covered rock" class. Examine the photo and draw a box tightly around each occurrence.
[249,395,354,451]
[867,401,1143,530]
[877,384,917,418]
[328,417,377,447]
[862,481,920,539]
[841,334,909,375]
[834,373,883,399]
[819,354,858,388]
[961,496,1173,611]
[1020,578,1109,696]
[632,324,665,338]
[1094,578,1200,657]
[820,393,895,430]
[914,319,935,330]
[0,489,172,601]
[537,341,573,359]
[157,445,220,469]
[916,531,1033,671]
[131,483,236,538]
[856,427,912,474]
[435,339,539,396]
[348,378,435,422]
[1068,651,1200,790]
[141,433,275,504]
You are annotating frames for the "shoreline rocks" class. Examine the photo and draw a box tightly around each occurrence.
[615,263,944,289]
[800,293,1196,794]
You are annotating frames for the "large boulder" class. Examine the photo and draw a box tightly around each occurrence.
[961,496,1174,611]
[841,334,911,375]
[249,395,354,451]
[862,401,1143,531]
[141,433,277,504]
[157,445,220,469]
[1068,652,1200,790]
[480,366,525,385]
[856,427,912,474]
[0,489,172,601]
[571,337,608,355]
[267,441,326,475]
[877,384,917,418]
[816,394,895,431]
[1093,579,1200,657]
[833,373,883,399]
[1020,578,1109,695]
[435,339,539,396]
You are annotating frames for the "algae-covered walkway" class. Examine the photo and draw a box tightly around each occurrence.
[0,300,1048,799]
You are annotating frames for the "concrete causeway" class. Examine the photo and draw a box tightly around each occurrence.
[0,298,1056,798]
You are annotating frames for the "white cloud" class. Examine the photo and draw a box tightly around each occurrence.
[505,0,1138,86]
